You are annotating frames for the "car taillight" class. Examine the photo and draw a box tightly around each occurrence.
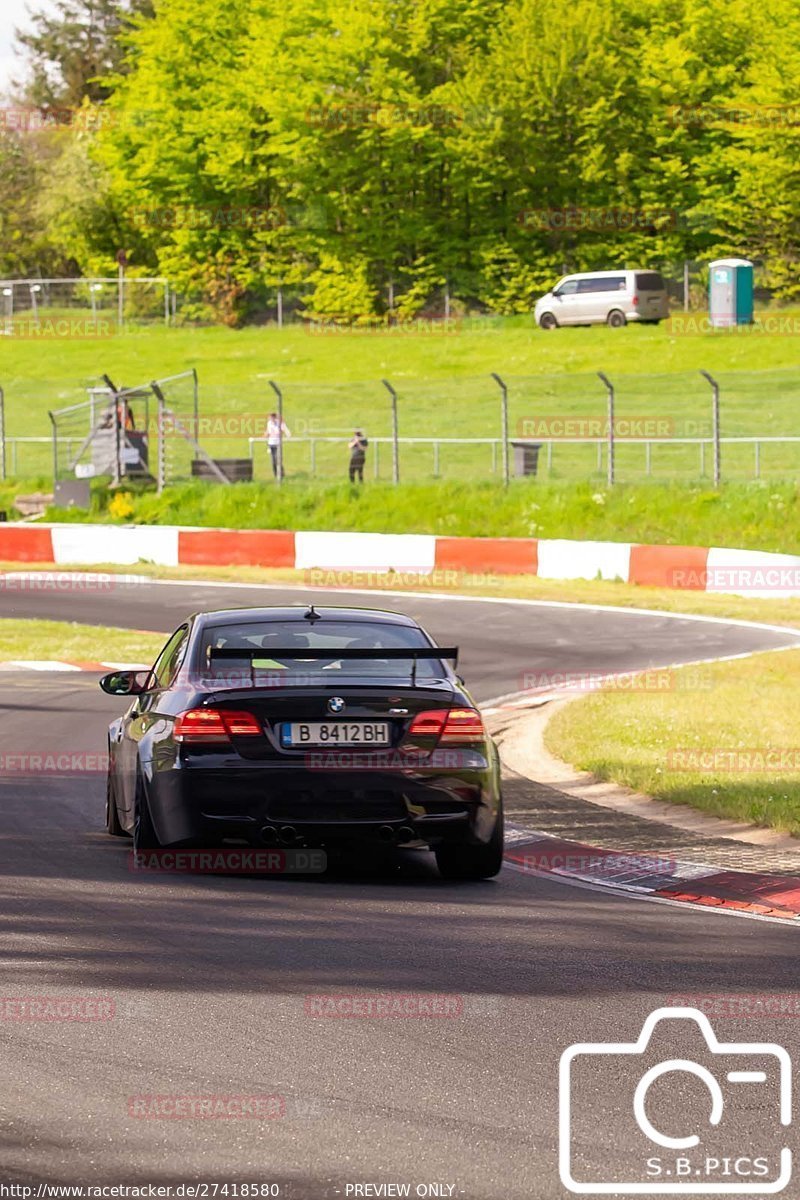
[632,294,639,305]
[174,708,262,743]
[407,710,447,739]
[440,708,486,744]
[407,708,485,745]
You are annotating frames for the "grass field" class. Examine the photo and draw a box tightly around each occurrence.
[2,477,798,555]
[545,648,800,836]
[0,618,162,664]
[5,312,800,483]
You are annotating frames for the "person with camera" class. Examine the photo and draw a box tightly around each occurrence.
[348,430,368,483]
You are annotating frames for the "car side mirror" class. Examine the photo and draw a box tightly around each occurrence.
[99,670,148,696]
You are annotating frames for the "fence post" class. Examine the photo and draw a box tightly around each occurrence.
[48,410,57,491]
[102,373,122,486]
[597,372,614,486]
[269,380,284,485]
[156,389,165,493]
[0,386,5,481]
[382,380,399,483]
[699,370,720,486]
[191,367,199,441]
[490,373,510,487]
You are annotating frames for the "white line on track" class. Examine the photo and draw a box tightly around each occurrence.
[31,570,800,640]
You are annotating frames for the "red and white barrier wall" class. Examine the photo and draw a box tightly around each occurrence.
[0,523,798,596]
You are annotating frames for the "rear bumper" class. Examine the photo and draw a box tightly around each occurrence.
[143,758,502,849]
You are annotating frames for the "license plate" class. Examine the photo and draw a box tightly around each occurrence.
[281,721,391,747]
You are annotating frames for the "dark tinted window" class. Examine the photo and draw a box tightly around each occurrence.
[578,275,627,293]
[198,620,444,681]
[635,272,665,291]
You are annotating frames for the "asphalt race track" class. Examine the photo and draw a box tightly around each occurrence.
[2,578,800,1198]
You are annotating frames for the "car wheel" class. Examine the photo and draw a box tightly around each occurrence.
[133,769,160,852]
[105,771,128,837]
[435,809,504,881]
[539,312,558,330]
[607,309,627,328]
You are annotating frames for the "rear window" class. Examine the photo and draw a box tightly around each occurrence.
[578,276,627,293]
[197,620,445,681]
[635,272,665,291]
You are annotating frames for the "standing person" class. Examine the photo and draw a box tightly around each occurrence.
[348,430,368,483]
[265,411,291,478]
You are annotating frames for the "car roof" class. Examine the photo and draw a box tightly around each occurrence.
[190,605,421,629]
[561,269,634,279]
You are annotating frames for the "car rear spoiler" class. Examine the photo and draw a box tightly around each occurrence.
[207,645,459,686]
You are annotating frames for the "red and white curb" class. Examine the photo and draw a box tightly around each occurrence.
[504,826,800,922]
[2,522,800,596]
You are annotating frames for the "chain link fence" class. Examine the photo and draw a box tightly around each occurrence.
[4,365,799,491]
[0,278,172,334]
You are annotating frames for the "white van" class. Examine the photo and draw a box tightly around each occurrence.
[534,270,670,329]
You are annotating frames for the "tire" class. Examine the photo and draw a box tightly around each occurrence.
[607,309,627,328]
[435,809,504,881]
[105,771,128,837]
[133,769,160,852]
[539,312,558,330]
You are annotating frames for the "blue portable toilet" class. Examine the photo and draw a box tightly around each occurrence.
[708,258,754,327]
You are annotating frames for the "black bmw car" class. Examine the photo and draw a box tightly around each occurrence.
[101,605,504,879]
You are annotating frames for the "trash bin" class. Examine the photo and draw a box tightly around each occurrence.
[191,458,253,483]
[510,440,542,477]
[709,258,754,327]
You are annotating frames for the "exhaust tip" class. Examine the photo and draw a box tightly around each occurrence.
[378,825,396,843]
[279,825,298,845]
[260,825,278,845]
[397,825,415,843]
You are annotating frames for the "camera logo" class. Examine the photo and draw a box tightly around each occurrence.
[559,1007,791,1194]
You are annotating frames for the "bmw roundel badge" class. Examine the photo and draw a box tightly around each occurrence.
[328,696,346,714]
